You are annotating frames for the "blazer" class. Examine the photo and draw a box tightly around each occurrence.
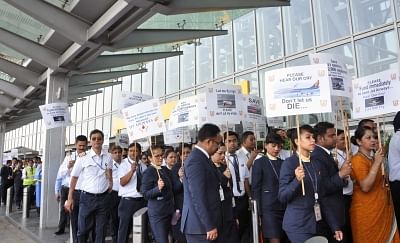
[141,166,174,217]
[252,155,285,215]
[311,145,346,229]
[181,147,223,234]
[171,161,184,210]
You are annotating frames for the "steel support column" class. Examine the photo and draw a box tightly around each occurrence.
[40,71,69,228]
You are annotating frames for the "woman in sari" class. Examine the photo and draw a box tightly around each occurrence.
[350,126,399,242]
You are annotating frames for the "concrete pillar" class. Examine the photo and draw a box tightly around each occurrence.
[0,122,5,167]
[40,71,69,228]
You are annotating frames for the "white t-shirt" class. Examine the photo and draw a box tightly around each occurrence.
[117,158,142,198]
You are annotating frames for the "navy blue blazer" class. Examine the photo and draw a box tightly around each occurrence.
[141,166,174,217]
[181,147,223,234]
[171,161,184,210]
[252,155,285,215]
[311,145,346,229]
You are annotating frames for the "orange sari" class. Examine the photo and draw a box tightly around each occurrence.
[350,153,400,243]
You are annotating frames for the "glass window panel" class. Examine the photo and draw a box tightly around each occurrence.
[75,123,82,137]
[355,31,398,76]
[88,95,96,118]
[352,0,392,33]
[103,115,111,134]
[88,120,95,135]
[96,91,104,116]
[70,103,77,123]
[112,84,122,111]
[397,0,400,19]
[234,11,257,71]
[132,74,142,93]
[286,56,308,67]
[76,101,83,122]
[104,87,112,113]
[95,118,103,131]
[180,44,195,89]
[81,121,88,137]
[166,56,180,94]
[324,43,355,76]
[69,125,75,144]
[235,72,259,96]
[283,0,313,54]
[256,7,283,63]
[259,64,285,101]
[154,59,166,97]
[166,96,179,103]
[214,23,233,78]
[313,0,350,45]
[196,37,213,84]
[82,99,89,120]
[180,91,195,99]
[142,62,153,96]
[66,126,70,145]
[121,76,131,91]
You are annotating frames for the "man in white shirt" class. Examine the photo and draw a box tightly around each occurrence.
[65,129,113,243]
[117,142,146,243]
[110,145,122,243]
[54,135,88,236]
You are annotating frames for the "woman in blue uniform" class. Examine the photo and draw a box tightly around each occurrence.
[252,133,287,243]
[278,125,343,243]
[141,145,174,243]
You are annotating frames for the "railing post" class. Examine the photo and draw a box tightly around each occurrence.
[251,200,259,243]
[132,207,148,243]
[5,186,13,215]
[22,186,29,218]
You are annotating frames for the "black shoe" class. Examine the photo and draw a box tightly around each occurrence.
[54,230,65,235]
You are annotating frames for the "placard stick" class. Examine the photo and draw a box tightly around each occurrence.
[148,136,160,179]
[181,132,185,167]
[296,115,306,196]
[339,97,350,158]
[333,110,338,161]
[376,117,385,179]
[254,122,258,150]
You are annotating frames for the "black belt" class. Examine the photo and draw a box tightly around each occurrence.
[82,190,108,197]
[234,196,247,200]
[122,197,144,201]
[74,189,81,193]
[61,185,69,189]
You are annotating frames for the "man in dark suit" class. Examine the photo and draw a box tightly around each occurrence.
[1,160,14,205]
[181,123,223,243]
[312,122,352,242]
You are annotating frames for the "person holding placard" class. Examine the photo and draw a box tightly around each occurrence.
[278,125,343,243]
[164,149,177,171]
[109,145,122,243]
[389,111,400,236]
[141,145,174,243]
[181,124,223,243]
[252,133,287,243]
[350,126,400,242]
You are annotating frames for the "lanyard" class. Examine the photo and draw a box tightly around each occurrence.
[91,155,105,170]
[267,158,279,180]
[303,161,318,201]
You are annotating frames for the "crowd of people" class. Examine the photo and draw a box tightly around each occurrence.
[0,156,42,212]
[3,110,396,243]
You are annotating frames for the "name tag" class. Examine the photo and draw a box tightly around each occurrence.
[314,202,322,221]
[219,185,225,201]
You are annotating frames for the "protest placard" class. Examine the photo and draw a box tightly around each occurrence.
[309,53,352,97]
[264,64,332,117]
[242,94,265,123]
[119,91,153,111]
[352,69,400,119]
[115,133,129,148]
[122,99,166,141]
[169,95,200,129]
[39,103,72,129]
[163,127,191,145]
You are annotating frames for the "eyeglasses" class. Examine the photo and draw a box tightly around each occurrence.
[91,137,103,141]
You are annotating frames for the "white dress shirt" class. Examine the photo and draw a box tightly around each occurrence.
[389,131,400,182]
[71,148,112,194]
[227,147,250,197]
[336,149,353,195]
[112,160,120,192]
[118,158,142,198]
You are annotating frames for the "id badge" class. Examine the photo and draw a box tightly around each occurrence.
[232,197,236,207]
[314,202,322,221]
[219,185,225,201]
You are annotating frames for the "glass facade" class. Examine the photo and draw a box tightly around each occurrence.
[4,0,400,150]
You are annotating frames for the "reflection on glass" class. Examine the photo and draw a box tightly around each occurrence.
[180,44,195,89]
[352,0,392,33]
[355,31,397,76]
[214,23,233,78]
[256,7,283,63]
[235,72,259,96]
[197,37,213,84]
[142,62,153,96]
[283,0,313,54]
[234,11,257,71]
[324,43,355,76]
[154,59,166,98]
[313,0,350,44]
[166,56,180,94]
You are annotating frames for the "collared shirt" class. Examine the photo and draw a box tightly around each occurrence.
[118,158,142,198]
[389,131,400,181]
[71,148,112,194]
[57,152,77,190]
[112,160,120,191]
[336,149,353,195]
[195,145,209,159]
[227,147,250,197]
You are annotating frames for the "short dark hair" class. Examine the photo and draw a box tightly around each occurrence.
[242,131,255,144]
[164,149,176,158]
[76,135,88,143]
[265,133,284,145]
[147,145,163,157]
[336,129,344,136]
[358,119,374,128]
[197,124,221,142]
[89,129,104,139]
[223,131,239,141]
[313,122,335,138]
[393,111,400,132]
[111,145,122,153]
[351,126,375,145]
[176,143,191,153]
[128,142,141,151]
[287,125,314,150]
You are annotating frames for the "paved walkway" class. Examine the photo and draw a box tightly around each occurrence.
[0,216,35,243]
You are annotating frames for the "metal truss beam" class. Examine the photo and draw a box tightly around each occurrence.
[69,81,122,93]
[0,58,40,87]
[0,79,26,99]
[70,69,146,86]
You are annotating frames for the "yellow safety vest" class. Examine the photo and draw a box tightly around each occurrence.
[23,166,36,186]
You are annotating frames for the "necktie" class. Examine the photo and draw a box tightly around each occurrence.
[136,163,142,192]
[231,154,241,193]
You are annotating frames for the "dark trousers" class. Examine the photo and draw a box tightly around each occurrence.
[58,186,70,232]
[78,191,109,243]
[343,195,353,243]
[1,182,12,204]
[117,197,146,243]
[390,181,400,238]
[71,190,81,243]
[25,185,35,208]
[148,213,171,243]
[234,196,251,242]
[185,234,216,243]
[171,217,186,243]
[14,184,22,208]
[109,190,120,243]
